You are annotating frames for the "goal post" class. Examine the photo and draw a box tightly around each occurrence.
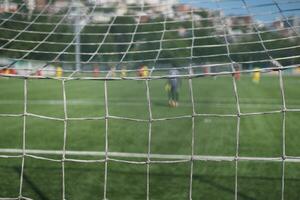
[0,0,300,199]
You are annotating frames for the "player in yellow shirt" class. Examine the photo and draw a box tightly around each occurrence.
[56,66,63,78]
[252,68,260,84]
[142,65,149,77]
[138,65,149,78]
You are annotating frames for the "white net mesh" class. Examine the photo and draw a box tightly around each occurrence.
[0,0,300,199]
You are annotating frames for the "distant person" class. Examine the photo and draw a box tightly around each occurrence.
[93,65,100,77]
[4,68,10,75]
[121,66,127,78]
[138,65,149,77]
[142,65,149,77]
[9,68,17,75]
[107,66,116,77]
[165,69,180,107]
[234,64,241,80]
[188,67,194,75]
[56,66,63,78]
[36,69,42,76]
[234,70,240,80]
[252,68,260,84]
[297,66,300,74]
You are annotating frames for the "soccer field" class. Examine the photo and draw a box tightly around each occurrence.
[0,74,300,200]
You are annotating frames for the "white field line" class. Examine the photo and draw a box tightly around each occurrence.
[0,98,299,108]
[0,148,300,163]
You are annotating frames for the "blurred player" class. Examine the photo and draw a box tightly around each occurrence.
[297,66,300,74]
[233,63,241,80]
[143,65,149,77]
[93,65,100,77]
[4,68,10,75]
[56,66,63,78]
[107,66,116,77]
[138,65,149,77]
[36,69,42,76]
[234,70,240,80]
[121,66,127,78]
[165,69,180,107]
[252,68,260,84]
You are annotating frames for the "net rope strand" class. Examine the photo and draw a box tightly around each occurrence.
[214,1,242,199]
[0,18,299,42]
[272,1,299,198]
[117,1,145,69]
[272,2,289,199]
[149,11,167,76]
[0,0,300,200]
[1,48,299,70]
[273,0,300,36]
[103,79,109,200]
[1,40,299,67]
[61,80,68,200]
[0,40,299,66]
[0,10,298,64]
[18,78,27,200]
[0,27,299,52]
[2,149,300,163]
[188,8,196,200]
[242,1,287,199]
[84,15,117,64]
[144,3,153,199]
[0,0,53,51]
[0,2,26,27]
[1,4,75,70]
[145,80,152,200]
[37,1,99,76]
[0,34,299,54]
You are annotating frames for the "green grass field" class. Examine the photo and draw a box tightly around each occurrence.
[0,73,300,200]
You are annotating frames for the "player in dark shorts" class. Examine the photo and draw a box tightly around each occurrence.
[165,69,180,107]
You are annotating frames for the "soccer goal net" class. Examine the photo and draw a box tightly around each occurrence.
[0,0,300,199]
